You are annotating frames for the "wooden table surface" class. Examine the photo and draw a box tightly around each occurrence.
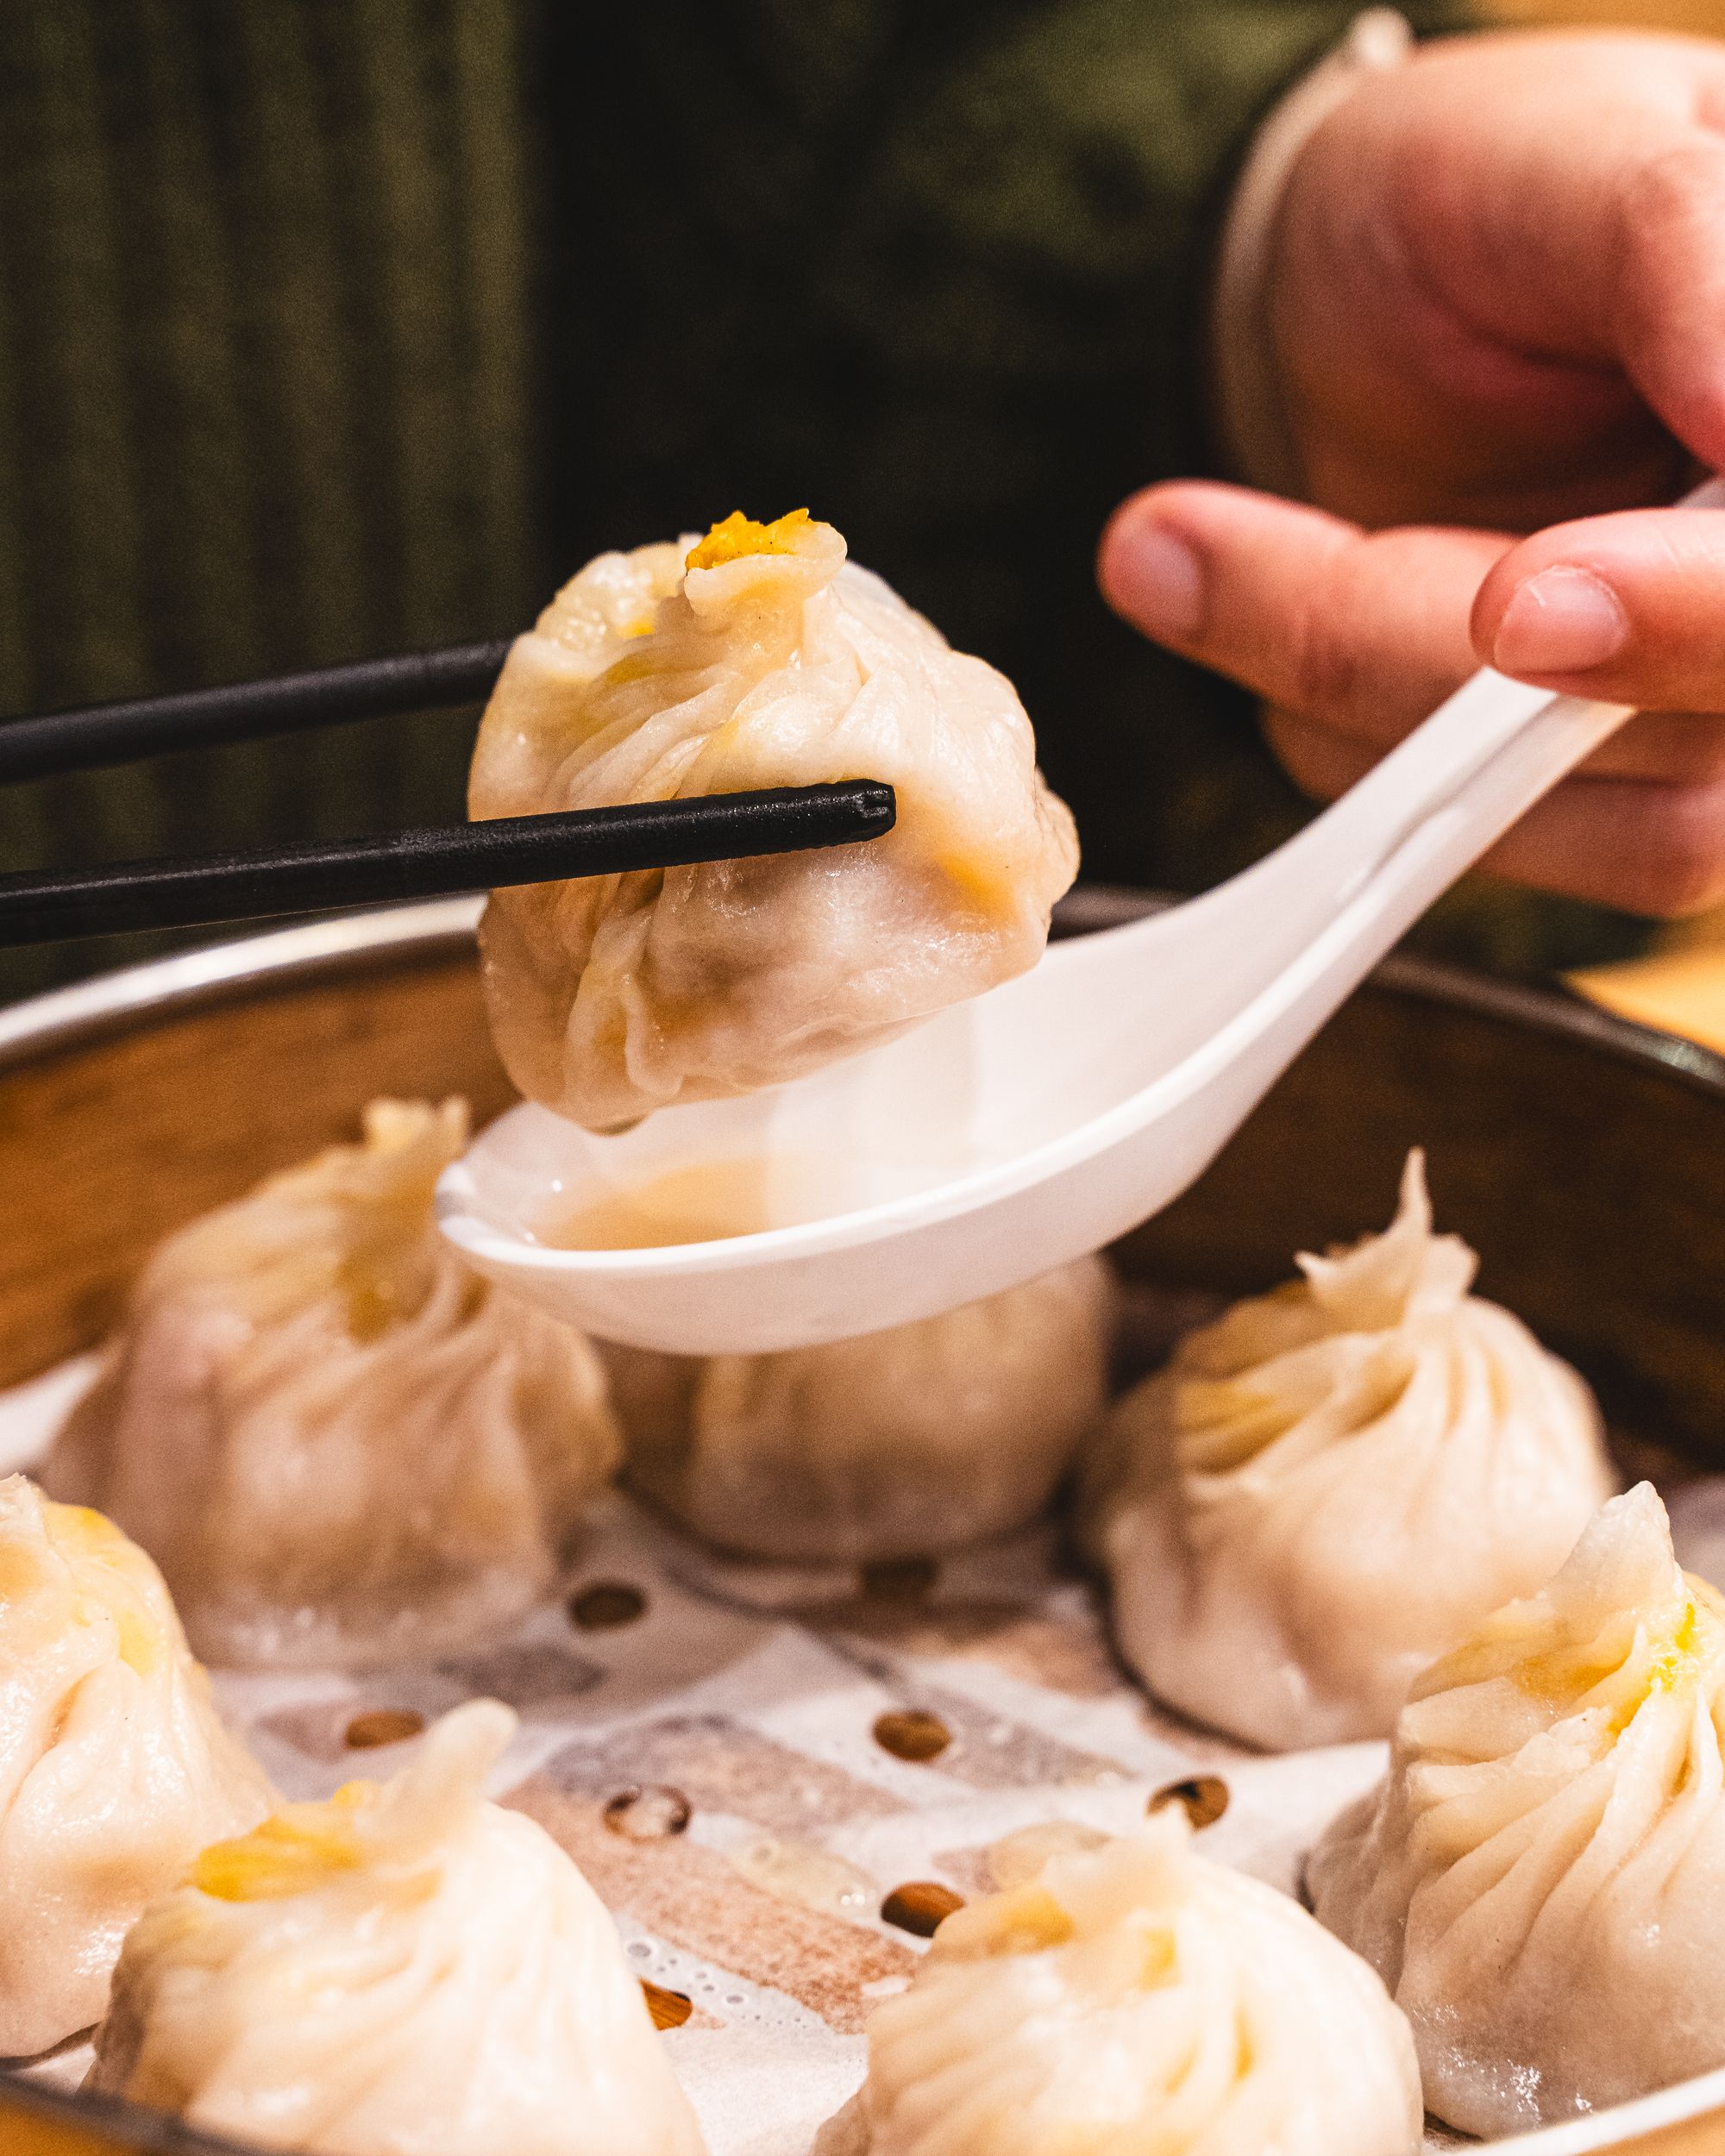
[1494,0,1722,27]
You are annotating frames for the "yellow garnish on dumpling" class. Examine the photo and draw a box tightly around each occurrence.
[46,1499,129,1551]
[685,507,813,571]
[192,1781,380,1902]
[41,1497,171,1676]
[1647,1579,1724,1693]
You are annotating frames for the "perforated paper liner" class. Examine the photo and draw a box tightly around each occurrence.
[9,1340,1717,2154]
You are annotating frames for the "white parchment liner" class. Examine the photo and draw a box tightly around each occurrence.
[8,1332,1718,2156]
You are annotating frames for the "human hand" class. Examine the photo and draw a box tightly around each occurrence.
[1100,28,1725,916]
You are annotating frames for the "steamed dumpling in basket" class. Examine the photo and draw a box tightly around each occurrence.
[46,1100,619,1669]
[468,510,1078,1131]
[0,1476,272,2057]
[605,1257,1114,1564]
[1311,1483,1725,2136]
[814,1808,1421,2156]
[90,1700,706,2156]
[1085,1151,1615,1748]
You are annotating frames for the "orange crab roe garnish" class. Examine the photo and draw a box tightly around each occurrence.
[685,508,813,572]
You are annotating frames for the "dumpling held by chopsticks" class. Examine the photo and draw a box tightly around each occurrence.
[469,511,1078,1131]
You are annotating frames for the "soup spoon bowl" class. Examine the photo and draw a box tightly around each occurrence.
[437,482,1723,1355]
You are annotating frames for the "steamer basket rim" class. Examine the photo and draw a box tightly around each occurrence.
[0,886,1716,1101]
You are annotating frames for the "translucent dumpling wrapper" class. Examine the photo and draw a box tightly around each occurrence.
[1311,1483,1725,2138]
[46,1100,620,1669]
[90,1699,706,2156]
[1083,1151,1615,1748]
[605,1257,1114,1564]
[0,1476,272,2057]
[813,1808,1421,2156]
[468,511,1079,1131]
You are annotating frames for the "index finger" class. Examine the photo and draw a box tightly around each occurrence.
[1098,480,1509,743]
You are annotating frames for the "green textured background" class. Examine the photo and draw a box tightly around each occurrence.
[0,0,1643,998]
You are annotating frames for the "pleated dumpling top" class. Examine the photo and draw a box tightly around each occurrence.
[469,511,1078,1131]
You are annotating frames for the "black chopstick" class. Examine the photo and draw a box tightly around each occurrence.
[0,640,511,784]
[0,783,896,947]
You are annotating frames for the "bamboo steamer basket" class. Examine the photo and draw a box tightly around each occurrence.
[4,887,1725,2156]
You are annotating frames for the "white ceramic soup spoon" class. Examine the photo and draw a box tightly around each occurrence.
[439,479,1725,1353]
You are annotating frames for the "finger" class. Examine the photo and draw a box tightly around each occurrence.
[1265,704,1725,918]
[1450,40,1725,473]
[1471,505,1725,717]
[1099,481,1510,742]
[1565,709,1725,789]
[1104,485,1725,785]
[1611,120,1725,475]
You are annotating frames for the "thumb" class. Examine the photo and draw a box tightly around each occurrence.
[1098,481,1510,746]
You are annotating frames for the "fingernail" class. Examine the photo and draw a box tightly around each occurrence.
[1492,567,1629,677]
[1107,523,1205,640]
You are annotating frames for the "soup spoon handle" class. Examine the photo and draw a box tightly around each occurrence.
[1156,478,1725,1136]
[1233,682,1639,1071]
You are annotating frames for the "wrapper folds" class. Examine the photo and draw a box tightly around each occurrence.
[469,511,1078,1131]
[1313,1483,1725,2137]
[91,1701,708,2156]
[1086,1151,1615,1747]
[606,1257,1115,1564]
[816,1808,1421,2156]
[47,1101,620,1669]
[0,1478,272,2055]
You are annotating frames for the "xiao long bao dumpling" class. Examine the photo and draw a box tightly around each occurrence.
[91,1700,707,2156]
[0,1477,271,2057]
[1085,1150,1615,1748]
[1311,1484,1725,2137]
[47,1100,620,1669]
[605,1257,1114,1563]
[814,1808,1421,2156]
[469,509,1079,1131]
